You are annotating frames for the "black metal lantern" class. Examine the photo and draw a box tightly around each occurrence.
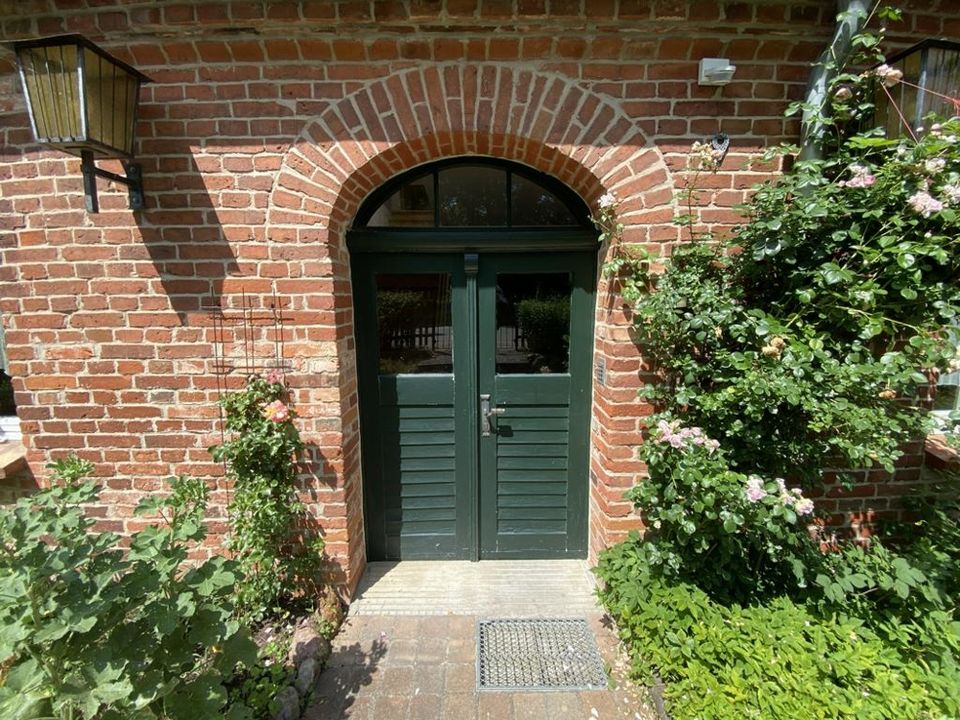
[13,34,152,212]
[875,38,960,138]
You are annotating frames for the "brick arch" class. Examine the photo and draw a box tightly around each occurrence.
[265,65,674,589]
[267,64,674,238]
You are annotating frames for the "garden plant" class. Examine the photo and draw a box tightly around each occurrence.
[595,8,960,719]
[0,371,335,720]
[210,370,326,623]
[0,458,261,720]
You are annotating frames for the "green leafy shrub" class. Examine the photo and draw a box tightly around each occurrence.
[376,290,427,335]
[209,373,325,621]
[595,15,960,717]
[617,115,960,482]
[0,465,259,720]
[227,628,296,720]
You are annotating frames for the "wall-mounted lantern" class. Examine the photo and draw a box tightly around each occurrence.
[875,38,960,138]
[13,34,152,213]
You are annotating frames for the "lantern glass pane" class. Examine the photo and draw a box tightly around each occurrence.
[120,73,138,156]
[83,48,114,153]
[19,43,82,142]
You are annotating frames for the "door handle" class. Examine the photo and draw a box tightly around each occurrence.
[479,393,506,437]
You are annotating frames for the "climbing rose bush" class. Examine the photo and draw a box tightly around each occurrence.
[210,373,325,621]
[620,116,960,490]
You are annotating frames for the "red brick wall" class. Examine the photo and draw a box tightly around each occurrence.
[0,1,952,590]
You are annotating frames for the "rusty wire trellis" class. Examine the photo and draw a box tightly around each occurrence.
[203,290,292,447]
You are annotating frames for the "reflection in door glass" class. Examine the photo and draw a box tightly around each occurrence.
[495,273,571,374]
[510,175,578,226]
[366,174,435,227]
[438,166,508,226]
[376,274,453,374]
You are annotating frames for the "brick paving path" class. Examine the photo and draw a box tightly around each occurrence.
[303,560,656,720]
[303,614,655,719]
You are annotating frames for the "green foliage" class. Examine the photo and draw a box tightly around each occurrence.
[0,371,15,416]
[610,119,960,485]
[209,374,325,622]
[231,661,291,719]
[595,16,960,717]
[597,540,959,720]
[376,290,427,334]
[517,296,570,369]
[0,463,259,720]
[631,420,820,601]
[45,454,95,484]
[227,631,294,720]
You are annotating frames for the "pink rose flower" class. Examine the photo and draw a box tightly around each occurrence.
[839,164,876,189]
[874,64,903,88]
[907,190,944,218]
[745,476,767,503]
[264,400,290,423]
[795,498,815,516]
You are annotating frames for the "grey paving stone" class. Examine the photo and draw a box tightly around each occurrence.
[409,692,442,719]
[411,665,444,696]
[378,665,416,696]
[446,636,475,663]
[349,560,600,616]
[383,638,418,666]
[373,693,410,719]
[512,692,548,720]
[416,635,447,664]
[478,692,514,720]
[544,692,586,717]
[442,692,478,720]
[302,562,657,720]
[443,662,477,694]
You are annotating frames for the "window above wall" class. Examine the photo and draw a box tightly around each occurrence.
[355,159,592,229]
[0,324,20,445]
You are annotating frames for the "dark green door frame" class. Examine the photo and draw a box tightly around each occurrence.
[350,231,597,561]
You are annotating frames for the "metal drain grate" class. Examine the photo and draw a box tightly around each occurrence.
[476,618,608,691]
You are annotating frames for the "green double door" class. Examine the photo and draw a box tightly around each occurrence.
[353,251,595,561]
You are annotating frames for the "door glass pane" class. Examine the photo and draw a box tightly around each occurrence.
[935,370,959,413]
[495,273,571,374]
[510,175,578,226]
[366,174,436,227]
[376,274,452,374]
[438,166,507,226]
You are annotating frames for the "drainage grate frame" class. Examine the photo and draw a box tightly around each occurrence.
[476,617,608,692]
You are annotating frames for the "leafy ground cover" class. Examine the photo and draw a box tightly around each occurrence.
[597,499,960,720]
[595,9,960,719]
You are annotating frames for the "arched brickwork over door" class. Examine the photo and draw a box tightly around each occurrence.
[265,64,674,592]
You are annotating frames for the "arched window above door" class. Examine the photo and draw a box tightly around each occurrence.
[354,159,592,229]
